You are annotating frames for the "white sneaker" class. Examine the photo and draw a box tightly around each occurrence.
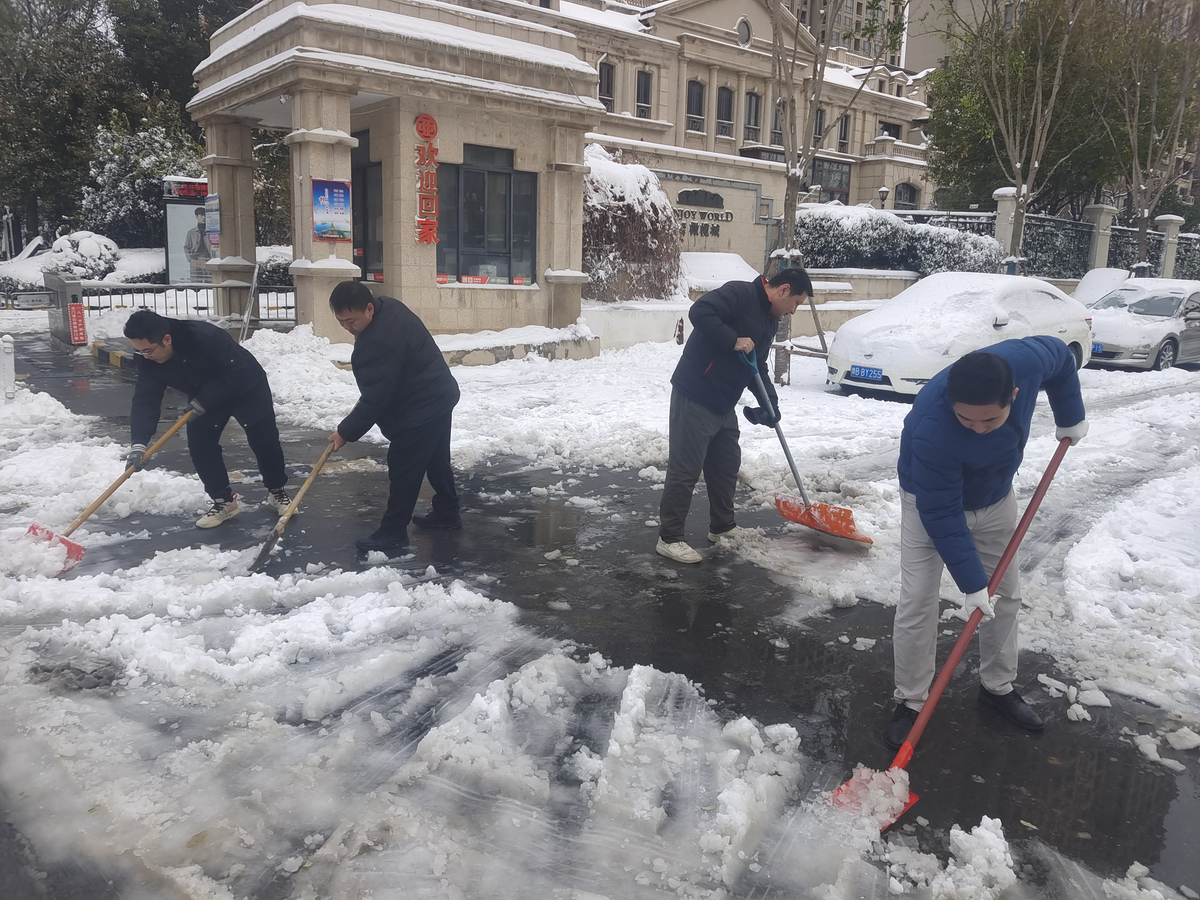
[708,526,746,542]
[656,538,702,564]
[266,487,292,515]
[197,495,240,528]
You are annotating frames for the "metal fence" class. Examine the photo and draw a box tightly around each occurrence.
[1175,233,1200,280]
[1107,226,1165,273]
[1022,215,1094,279]
[78,282,296,323]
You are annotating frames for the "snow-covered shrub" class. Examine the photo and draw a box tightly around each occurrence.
[81,116,205,249]
[40,232,120,279]
[582,144,683,302]
[1175,234,1200,280]
[795,204,1002,275]
[257,253,293,287]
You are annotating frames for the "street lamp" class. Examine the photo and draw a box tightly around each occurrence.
[878,185,890,209]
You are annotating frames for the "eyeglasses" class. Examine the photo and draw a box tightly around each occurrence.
[136,342,161,357]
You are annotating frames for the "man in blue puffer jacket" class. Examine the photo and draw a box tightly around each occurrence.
[657,268,812,563]
[883,335,1089,749]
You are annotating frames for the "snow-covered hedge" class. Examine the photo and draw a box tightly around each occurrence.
[795,205,1002,275]
[39,231,119,279]
[582,144,683,302]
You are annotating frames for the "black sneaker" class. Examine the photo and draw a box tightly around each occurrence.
[979,686,1044,731]
[883,702,920,750]
[355,529,410,555]
[412,509,462,530]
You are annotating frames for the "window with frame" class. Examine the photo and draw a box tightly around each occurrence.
[812,158,851,204]
[744,91,761,142]
[837,114,850,153]
[436,145,536,285]
[351,130,384,282]
[813,107,825,141]
[636,70,652,118]
[598,62,615,113]
[771,101,784,145]
[686,80,705,132]
[878,120,901,138]
[894,182,919,209]
[716,87,734,137]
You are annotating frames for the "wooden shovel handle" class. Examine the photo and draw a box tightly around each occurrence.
[63,409,194,537]
[274,441,336,533]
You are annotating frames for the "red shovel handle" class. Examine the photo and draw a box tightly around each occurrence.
[891,437,1072,770]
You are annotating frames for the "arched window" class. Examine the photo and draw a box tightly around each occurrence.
[686,81,705,132]
[598,62,615,113]
[744,91,761,142]
[894,182,919,210]
[716,87,734,137]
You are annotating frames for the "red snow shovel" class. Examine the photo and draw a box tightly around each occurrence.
[26,409,195,571]
[829,436,1073,829]
[740,351,873,548]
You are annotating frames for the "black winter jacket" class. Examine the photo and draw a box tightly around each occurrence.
[670,278,779,416]
[337,296,460,442]
[130,319,268,445]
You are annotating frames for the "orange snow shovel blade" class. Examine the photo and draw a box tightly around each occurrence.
[24,523,86,570]
[828,438,1073,831]
[775,492,873,546]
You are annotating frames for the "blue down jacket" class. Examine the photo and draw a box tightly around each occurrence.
[897,336,1086,593]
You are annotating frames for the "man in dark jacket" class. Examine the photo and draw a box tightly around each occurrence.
[884,336,1088,749]
[327,281,461,555]
[124,309,290,528]
[657,267,813,563]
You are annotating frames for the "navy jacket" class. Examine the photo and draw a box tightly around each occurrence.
[337,296,460,442]
[130,319,268,445]
[897,336,1086,593]
[671,278,779,416]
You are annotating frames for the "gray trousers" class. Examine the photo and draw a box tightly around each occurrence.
[894,488,1022,709]
[658,389,740,543]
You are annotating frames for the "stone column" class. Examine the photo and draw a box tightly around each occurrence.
[734,71,747,151]
[705,64,719,153]
[285,89,361,343]
[1156,214,1186,278]
[992,187,1019,270]
[676,56,689,144]
[1082,204,1118,272]
[201,117,258,317]
[621,61,636,117]
[544,127,589,328]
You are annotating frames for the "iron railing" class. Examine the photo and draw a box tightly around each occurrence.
[78,282,296,323]
[1022,214,1094,279]
[1107,225,1165,273]
[1175,233,1200,279]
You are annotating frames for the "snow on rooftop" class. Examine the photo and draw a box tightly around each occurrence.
[557,0,649,33]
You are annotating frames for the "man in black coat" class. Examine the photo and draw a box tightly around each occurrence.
[657,267,812,563]
[124,309,290,528]
[327,281,462,555]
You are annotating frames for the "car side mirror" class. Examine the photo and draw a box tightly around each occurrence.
[993,313,1010,328]
[1187,310,1200,321]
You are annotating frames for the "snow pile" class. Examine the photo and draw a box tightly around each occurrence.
[42,231,120,279]
[435,320,596,353]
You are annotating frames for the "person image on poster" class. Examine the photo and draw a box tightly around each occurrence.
[184,207,213,283]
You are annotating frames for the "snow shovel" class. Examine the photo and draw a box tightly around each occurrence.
[248,441,335,572]
[26,408,195,571]
[829,436,1073,829]
[739,351,873,548]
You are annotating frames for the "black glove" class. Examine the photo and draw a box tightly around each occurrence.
[188,398,206,416]
[742,405,780,427]
[125,443,148,471]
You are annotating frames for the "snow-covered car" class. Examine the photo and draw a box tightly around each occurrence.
[1087,278,1200,371]
[826,272,1093,397]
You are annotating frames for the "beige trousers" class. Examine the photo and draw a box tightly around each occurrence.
[893,488,1022,709]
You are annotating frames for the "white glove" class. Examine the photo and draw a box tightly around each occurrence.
[1056,419,1088,446]
[962,588,995,620]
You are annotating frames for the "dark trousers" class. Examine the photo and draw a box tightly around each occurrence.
[187,382,288,501]
[658,388,740,543]
[380,412,459,534]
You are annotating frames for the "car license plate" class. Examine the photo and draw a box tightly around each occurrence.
[850,365,883,382]
[1092,342,1103,353]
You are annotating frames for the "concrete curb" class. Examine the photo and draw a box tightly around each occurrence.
[91,338,136,370]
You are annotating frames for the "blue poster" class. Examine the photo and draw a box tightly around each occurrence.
[312,179,352,241]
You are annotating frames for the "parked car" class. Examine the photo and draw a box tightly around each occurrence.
[826,272,1093,397]
[1087,278,1200,371]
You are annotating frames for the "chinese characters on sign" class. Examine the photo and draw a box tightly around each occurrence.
[312,180,352,241]
[674,206,733,241]
[414,114,439,245]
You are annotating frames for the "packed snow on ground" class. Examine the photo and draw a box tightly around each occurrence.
[4,316,1200,897]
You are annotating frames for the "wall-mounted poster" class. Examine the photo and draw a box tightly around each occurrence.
[163,177,211,285]
[312,179,352,241]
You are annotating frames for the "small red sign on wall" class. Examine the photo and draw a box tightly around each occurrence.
[67,303,88,344]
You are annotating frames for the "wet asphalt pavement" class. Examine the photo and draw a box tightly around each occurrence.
[3,332,1198,899]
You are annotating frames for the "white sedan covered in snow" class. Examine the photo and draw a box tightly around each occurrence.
[826,272,1093,397]
[1087,278,1200,371]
